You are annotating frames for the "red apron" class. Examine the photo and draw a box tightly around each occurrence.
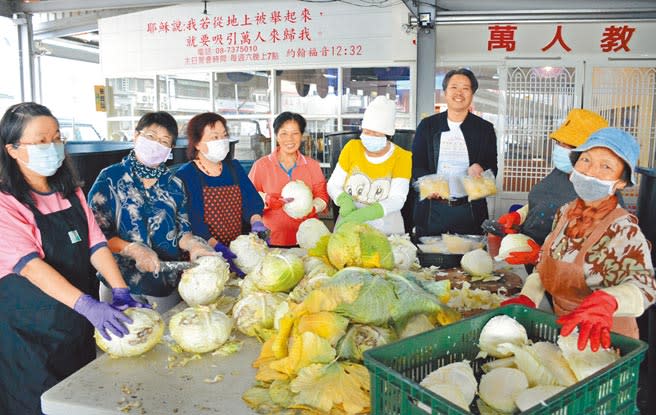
[200,163,243,246]
[537,202,639,339]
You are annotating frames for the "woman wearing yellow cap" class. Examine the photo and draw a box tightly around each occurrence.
[496,109,609,266]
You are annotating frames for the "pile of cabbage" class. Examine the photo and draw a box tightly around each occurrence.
[240,266,461,414]
[419,314,620,413]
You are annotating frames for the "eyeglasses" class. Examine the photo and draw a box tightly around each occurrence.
[139,130,173,147]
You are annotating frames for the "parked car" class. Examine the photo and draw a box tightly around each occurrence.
[59,120,104,141]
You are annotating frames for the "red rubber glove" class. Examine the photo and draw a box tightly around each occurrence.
[498,211,521,234]
[557,290,618,352]
[505,239,541,265]
[265,193,293,210]
[500,294,536,308]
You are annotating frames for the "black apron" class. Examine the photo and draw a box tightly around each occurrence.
[0,194,96,415]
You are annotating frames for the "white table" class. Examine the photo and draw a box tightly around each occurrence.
[42,301,260,415]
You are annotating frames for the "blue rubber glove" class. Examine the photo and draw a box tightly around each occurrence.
[335,192,357,217]
[335,203,384,230]
[74,294,132,340]
[214,242,245,278]
[111,287,151,311]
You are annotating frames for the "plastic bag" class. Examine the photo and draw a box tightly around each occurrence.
[462,169,497,201]
[415,174,450,201]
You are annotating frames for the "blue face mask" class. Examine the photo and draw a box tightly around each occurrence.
[552,143,572,173]
[569,169,618,202]
[22,142,65,177]
[361,134,387,153]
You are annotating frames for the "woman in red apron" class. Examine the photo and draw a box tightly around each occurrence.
[175,113,265,276]
[503,128,656,351]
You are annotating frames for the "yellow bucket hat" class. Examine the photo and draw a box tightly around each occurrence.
[550,109,609,147]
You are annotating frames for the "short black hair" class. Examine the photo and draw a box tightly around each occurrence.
[0,102,80,208]
[442,68,479,93]
[273,112,306,135]
[135,111,179,144]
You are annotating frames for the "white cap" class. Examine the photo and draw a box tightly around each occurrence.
[361,96,396,136]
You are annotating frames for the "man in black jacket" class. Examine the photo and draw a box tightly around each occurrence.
[412,68,498,237]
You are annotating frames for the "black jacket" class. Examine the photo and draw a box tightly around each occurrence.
[411,111,498,235]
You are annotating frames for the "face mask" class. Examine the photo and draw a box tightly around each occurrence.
[361,134,387,153]
[134,136,171,167]
[552,144,573,173]
[21,142,65,177]
[202,139,230,163]
[569,169,618,202]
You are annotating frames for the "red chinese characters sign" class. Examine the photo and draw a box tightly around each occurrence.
[486,23,638,53]
[144,7,364,66]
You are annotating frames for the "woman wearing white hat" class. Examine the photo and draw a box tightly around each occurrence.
[503,128,656,352]
[327,96,412,234]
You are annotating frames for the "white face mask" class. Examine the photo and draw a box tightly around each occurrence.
[21,142,65,177]
[569,169,618,202]
[134,136,171,167]
[202,139,230,163]
[361,134,387,153]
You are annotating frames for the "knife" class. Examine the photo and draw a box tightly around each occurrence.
[158,261,194,273]
[481,219,517,236]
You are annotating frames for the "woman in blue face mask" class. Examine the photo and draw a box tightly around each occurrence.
[497,109,610,268]
[327,96,412,234]
[0,102,146,414]
[87,111,217,313]
[503,128,656,352]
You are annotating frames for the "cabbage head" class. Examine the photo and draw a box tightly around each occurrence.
[297,218,331,250]
[232,292,288,339]
[254,251,305,293]
[326,223,394,270]
[230,234,268,274]
[169,306,233,353]
[281,180,313,219]
[178,256,230,306]
[95,308,164,357]
[337,324,396,362]
[388,234,418,270]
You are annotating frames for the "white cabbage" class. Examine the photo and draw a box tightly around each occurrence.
[461,248,494,278]
[495,233,536,261]
[478,315,528,358]
[169,306,233,353]
[230,234,268,274]
[281,180,313,219]
[388,234,418,270]
[398,313,434,338]
[531,341,577,386]
[288,272,332,303]
[253,251,305,293]
[419,383,469,411]
[478,367,529,413]
[296,218,331,249]
[496,342,561,387]
[95,308,164,357]
[232,292,288,338]
[178,256,230,306]
[557,332,619,381]
[481,356,516,373]
[514,385,565,412]
[420,360,478,405]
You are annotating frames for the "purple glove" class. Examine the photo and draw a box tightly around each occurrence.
[251,220,268,234]
[111,287,151,311]
[214,242,245,278]
[74,294,132,340]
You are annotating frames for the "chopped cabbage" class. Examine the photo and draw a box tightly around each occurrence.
[478,315,528,358]
[478,367,529,413]
[514,385,565,412]
[557,332,619,381]
[388,234,418,270]
[232,292,288,339]
[420,360,478,406]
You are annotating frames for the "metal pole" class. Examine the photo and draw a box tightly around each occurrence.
[15,12,36,102]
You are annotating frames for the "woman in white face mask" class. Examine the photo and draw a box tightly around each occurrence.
[0,102,145,414]
[175,113,264,274]
[495,109,610,270]
[326,96,412,235]
[502,128,656,352]
[88,111,216,312]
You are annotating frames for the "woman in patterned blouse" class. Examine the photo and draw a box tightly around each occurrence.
[503,127,656,352]
[88,111,216,312]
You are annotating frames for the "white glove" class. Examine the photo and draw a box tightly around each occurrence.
[120,242,160,273]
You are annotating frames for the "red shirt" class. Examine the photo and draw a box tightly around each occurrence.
[249,149,329,246]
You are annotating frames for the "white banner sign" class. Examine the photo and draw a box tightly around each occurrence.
[99,0,415,76]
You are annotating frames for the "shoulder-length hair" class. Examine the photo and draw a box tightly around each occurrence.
[0,102,80,208]
[185,112,229,160]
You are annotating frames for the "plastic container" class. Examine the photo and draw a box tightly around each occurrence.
[364,305,648,415]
